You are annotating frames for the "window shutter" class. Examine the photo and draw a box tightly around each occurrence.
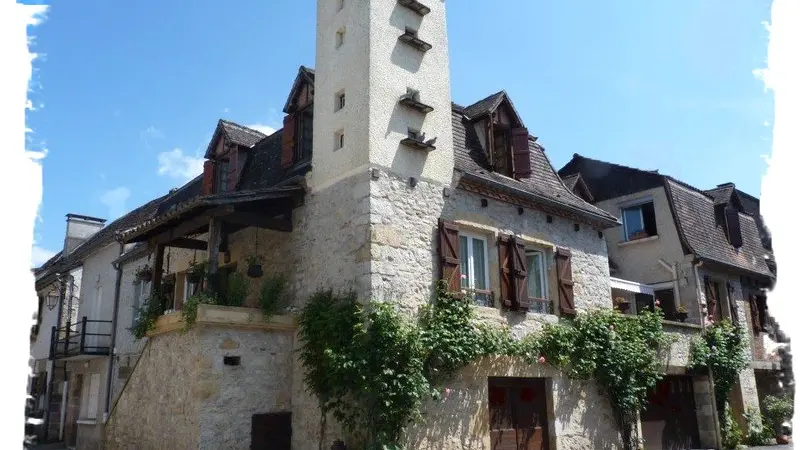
[438,219,461,292]
[227,150,239,189]
[725,207,743,248]
[703,277,717,321]
[498,235,515,308]
[749,294,761,333]
[555,247,576,315]
[511,236,529,311]
[201,160,216,195]
[726,283,739,326]
[281,114,297,169]
[511,128,532,179]
[756,296,767,330]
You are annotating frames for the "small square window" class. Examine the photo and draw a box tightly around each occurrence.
[335,90,346,112]
[334,130,345,150]
[336,27,345,49]
[621,201,657,241]
[407,127,419,140]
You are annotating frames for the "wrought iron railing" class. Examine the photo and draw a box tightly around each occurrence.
[49,317,112,360]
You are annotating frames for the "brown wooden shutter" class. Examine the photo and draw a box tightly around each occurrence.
[511,128,532,179]
[749,294,761,333]
[703,277,717,321]
[498,235,515,308]
[555,247,576,316]
[201,160,216,195]
[511,236,529,311]
[725,207,743,248]
[726,283,740,326]
[438,219,461,292]
[281,114,296,169]
[227,149,239,189]
[756,295,767,330]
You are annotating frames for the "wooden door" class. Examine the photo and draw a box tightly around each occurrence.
[251,412,291,450]
[641,376,700,450]
[489,377,549,450]
[64,374,82,447]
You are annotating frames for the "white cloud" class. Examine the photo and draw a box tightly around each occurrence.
[157,148,204,181]
[246,123,277,136]
[100,186,131,219]
[31,245,56,268]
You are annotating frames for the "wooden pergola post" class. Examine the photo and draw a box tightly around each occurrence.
[206,217,223,296]
[152,244,165,313]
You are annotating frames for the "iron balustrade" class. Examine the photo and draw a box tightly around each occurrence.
[49,316,112,360]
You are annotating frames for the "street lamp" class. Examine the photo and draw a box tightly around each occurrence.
[45,293,59,310]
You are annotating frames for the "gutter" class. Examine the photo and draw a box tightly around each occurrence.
[459,171,621,228]
[103,240,125,423]
[693,259,723,449]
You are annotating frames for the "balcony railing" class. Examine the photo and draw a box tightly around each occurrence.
[49,317,112,360]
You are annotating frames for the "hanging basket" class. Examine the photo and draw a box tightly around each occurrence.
[247,264,264,279]
[187,271,203,284]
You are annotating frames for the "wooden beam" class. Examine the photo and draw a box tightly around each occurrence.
[207,217,222,276]
[152,244,165,312]
[147,205,235,247]
[168,238,208,251]
[224,211,293,232]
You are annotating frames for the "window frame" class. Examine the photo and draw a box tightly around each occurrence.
[525,249,548,301]
[183,275,199,304]
[295,104,314,162]
[620,198,656,241]
[132,280,151,329]
[335,91,346,112]
[458,231,491,305]
[216,159,231,193]
[79,372,100,421]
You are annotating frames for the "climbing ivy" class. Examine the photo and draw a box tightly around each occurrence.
[688,318,749,444]
[130,291,166,340]
[298,281,673,450]
[181,291,218,330]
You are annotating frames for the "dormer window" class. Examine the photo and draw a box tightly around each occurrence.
[296,105,314,162]
[491,124,512,176]
[216,160,230,193]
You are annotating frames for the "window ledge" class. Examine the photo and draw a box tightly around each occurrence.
[76,419,97,425]
[618,235,659,247]
[661,319,702,329]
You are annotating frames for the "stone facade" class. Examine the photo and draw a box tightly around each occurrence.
[105,313,294,450]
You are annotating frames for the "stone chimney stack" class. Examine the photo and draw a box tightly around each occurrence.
[63,214,105,255]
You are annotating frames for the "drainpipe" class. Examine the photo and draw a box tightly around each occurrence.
[103,240,125,423]
[43,273,67,442]
[693,259,723,449]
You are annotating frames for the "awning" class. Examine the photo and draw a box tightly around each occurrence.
[610,277,655,296]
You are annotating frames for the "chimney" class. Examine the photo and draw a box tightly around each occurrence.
[63,214,106,255]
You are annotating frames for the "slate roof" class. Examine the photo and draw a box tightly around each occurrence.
[451,109,618,226]
[463,91,506,119]
[665,179,772,277]
[559,154,774,279]
[558,154,662,203]
[704,183,736,206]
[34,193,169,291]
[204,119,267,158]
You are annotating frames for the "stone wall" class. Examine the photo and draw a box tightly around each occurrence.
[105,319,295,450]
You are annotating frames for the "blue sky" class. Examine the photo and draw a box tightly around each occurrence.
[25,0,773,266]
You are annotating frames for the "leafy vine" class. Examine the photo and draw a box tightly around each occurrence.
[688,319,749,446]
[297,281,672,450]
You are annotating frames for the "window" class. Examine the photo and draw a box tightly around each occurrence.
[296,105,314,161]
[337,0,344,11]
[336,27,345,49]
[334,129,345,150]
[335,90,346,112]
[80,373,100,420]
[216,160,230,193]
[491,125,512,177]
[459,233,490,306]
[407,127,420,140]
[621,201,657,241]
[654,288,677,319]
[132,280,151,328]
[526,250,548,313]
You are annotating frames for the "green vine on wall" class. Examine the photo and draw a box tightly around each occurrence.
[297,281,672,450]
[130,291,166,340]
[687,319,749,447]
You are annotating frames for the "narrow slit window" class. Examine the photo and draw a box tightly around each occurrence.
[336,27,345,49]
[334,130,345,150]
[335,90,346,112]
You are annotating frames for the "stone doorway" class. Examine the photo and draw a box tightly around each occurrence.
[488,377,551,450]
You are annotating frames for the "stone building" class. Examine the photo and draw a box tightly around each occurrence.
[559,153,785,448]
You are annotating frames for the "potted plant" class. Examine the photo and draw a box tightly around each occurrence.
[675,305,688,322]
[628,230,649,241]
[187,260,206,284]
[245,255,264,279]
[135,264,153,283]
[614,296,631,313]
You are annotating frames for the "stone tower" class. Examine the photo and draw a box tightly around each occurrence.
[307,0,456,305]
[311,0,454,189]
